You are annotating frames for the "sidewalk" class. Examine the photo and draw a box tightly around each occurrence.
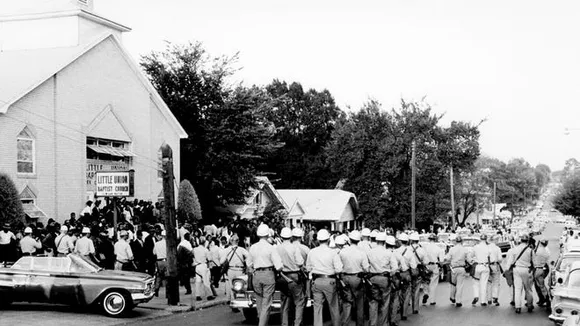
[140,279,230,313]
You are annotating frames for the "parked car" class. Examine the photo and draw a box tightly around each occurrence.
[230,274,313,322]
[550,262,580,325]
[563,315,580,326]
[550,252,580,300]
[0,254,154,317]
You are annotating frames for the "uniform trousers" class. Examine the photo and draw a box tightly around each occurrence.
[312,277,340,326]
[486,264,500,301]
[426,264,440,304]
[450,267,467,303]
[341,274,364,326]
[195,263,214,297]
[155,260,168,293]
[252,270,276,326]
[411,276,423,312]
[389,287,401,325]
[533,268,548,303]
[281,272,306,326]
[514,266,533,309]
[226,268,245,301]
[368,275,390,326]
[472,264,490,300]
[400,271,412,318]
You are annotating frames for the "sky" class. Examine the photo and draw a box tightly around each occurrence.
[96,0,580,171]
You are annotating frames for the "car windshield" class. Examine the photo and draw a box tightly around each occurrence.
[568,271,580,288]
[69,254,100,273]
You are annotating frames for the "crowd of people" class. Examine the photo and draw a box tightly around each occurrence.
[0,199,553,326]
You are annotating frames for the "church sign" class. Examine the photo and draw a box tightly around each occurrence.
[95,171,134,197]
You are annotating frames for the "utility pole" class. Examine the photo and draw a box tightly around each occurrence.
[411,141,416,229]
[450,165,455,229]
[493,182,497,226]
[161,144,179,305]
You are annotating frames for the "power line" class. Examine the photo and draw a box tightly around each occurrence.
[2,113,162,174]
[0,96,166,168]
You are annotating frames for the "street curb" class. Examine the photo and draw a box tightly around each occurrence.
[116,299,229,325]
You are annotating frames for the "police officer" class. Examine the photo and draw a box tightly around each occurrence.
[445,235,468,307]
[277,227,305,326]
[292,228,310,261]
[508,233,534,314]
[339,230,369,326]
[20,227,41,256]
[506,235,522,306]
[470,234,491,306]
[423,233,444,305]
[306,229,343,326]
[369,230,379,249]
[409,233,427,314]
[367,232,397,326]
[220,235,249,306]
[247,224,283,326]
[387,235,404,326]
[486,235,502,306]
[358,228,372,253]
[395,233,417,320]
[533,237,551,308]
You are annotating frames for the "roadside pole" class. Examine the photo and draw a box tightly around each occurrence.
[161,144,179,305]
[450,165,455,230]
[411,141,416,229]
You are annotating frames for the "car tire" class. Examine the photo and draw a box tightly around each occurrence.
[101,290,131,317]
[243,308,258,323]
[0,298,12,308]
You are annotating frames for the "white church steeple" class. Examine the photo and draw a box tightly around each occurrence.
[0,0,130,52]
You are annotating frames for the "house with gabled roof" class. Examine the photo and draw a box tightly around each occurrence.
[0,0,187,223]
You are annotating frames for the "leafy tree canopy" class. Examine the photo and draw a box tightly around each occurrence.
[0,173,25,225]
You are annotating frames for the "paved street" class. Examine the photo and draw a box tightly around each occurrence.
[129,215,564,326]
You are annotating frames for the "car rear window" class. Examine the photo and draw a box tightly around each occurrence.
[558,257,580,271]
[569,270,580,287]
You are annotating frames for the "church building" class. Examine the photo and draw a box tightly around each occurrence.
[0,0,187,223]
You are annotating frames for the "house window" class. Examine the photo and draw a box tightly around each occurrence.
[157,148,163,180]
[17,128,35,174]
[255,192,263,206]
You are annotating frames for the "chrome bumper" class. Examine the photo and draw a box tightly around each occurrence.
[132,292,154,304]
[549,314,566,324]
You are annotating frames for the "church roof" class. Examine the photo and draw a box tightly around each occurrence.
[277,189,359,222]
[0,32,188,139]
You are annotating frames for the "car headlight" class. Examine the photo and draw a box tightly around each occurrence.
[232,280,245,292]
[555,307,563,315]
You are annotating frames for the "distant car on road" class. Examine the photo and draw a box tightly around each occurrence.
[0,254,154,317]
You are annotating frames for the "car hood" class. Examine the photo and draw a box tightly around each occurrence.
[95,269,152,282]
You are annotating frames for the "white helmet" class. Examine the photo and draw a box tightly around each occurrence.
[349,230,361,241]
[409,233,420,241]
[161,230,167,236]
[370,230,379,239]
[60,225,68,232]
[335,234,347,246]
[82,227,90,234]
[292,228,304,237]
[361,228,371,237]
[317,229,330,241]
[24,227,32,234]
[280,227,292,239]
[376,232,387,242]
[257,224,270,237]
[398,233,409,242]
[385,235,396,246]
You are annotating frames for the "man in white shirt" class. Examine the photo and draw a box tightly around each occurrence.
[114,230,134,271]
[0,223,16,263]
[20,227,42,256]
[55,225,74,257]
[153,231,167,296]
[75,227,96,259]
[486,235,503,306]
[423,233,445,305]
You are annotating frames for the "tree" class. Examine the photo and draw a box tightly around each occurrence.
[326,99,480,229]
[142,42,279,221]
[562,158,580,182]
[264,80,345,189]
[177,180,202,223]
[554,174,580,217]
[0,173,25,225]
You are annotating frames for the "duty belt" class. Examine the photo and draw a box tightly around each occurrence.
[255,266,274,271]
[313,273,336,279]
[451,265,465,269]
[283,270,301,274]
[369,272,390,277]
[427,262,437,265]
[157,258,167,261]
[343,272,362,276]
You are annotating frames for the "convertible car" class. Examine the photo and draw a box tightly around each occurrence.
[550,261,580,325]
[0,254,154,317]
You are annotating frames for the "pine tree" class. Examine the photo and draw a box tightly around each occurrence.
[0,173,25,225]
